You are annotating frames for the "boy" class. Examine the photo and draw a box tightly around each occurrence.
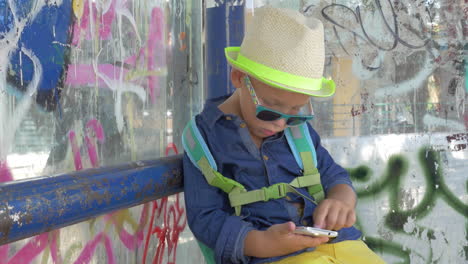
[183,6,385,264]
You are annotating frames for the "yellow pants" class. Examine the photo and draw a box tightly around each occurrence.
[269,240,386,264]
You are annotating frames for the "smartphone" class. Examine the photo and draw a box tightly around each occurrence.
[293,226,338,238]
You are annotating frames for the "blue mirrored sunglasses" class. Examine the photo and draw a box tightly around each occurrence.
[245,76,314,126]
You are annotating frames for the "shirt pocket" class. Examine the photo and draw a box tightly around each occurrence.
[270,151,303,180]
[267,140,303,175]
[224,162,267,189]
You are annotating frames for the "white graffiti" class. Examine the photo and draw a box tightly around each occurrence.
[422,114,466,131]
[0,0,47,159]
[93,51,147,132]
[374,54,434,98]
[301,0,467,103]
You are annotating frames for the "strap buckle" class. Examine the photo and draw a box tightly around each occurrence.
[262,183,287,202]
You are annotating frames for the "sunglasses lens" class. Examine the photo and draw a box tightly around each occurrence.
[287,117,308,126]
[257,110,281,121]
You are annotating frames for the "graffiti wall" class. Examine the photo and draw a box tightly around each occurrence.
[0,0,467,263]
[324,134,467,263]
[0,0,204,263]
[251,0,467,263]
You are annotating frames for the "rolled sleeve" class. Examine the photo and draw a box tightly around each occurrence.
[215,216,255,263]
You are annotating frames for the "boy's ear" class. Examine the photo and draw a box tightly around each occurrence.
[230,68,246,89]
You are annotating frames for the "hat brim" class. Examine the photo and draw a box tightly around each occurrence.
[225,47,335,97]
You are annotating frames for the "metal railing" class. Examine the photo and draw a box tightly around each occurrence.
[0,155,183,245]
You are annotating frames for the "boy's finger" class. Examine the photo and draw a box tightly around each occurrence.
[274,221,295,234]
[325,208,340,230]
[313,205,328,229]
[284,221,296,233]
[300,235,329,247]
[334,217,346,231]
[346,211,356,227]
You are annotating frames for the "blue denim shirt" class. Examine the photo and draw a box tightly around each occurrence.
[183,95,361,264]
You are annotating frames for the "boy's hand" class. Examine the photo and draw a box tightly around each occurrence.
[244,222,329,258]
[313,198,356,231]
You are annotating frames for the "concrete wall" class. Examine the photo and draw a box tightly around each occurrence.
[0,0,466,263]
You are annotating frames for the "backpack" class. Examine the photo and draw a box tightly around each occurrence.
[182,117,325,263]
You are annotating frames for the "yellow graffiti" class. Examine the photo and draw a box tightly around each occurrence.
[40,244,50,264]
[105,210,139,233]
[72,0,85,20]
[40,231,61,264]
[125,68,168,82]
[63,242,83,264]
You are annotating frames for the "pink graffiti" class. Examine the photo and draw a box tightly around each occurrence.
[67,7,165,103]
[1,119,106,263]
[66,117,146,262]
[0,245,8,264]
[77,143,184,263]
[69,131,83,171]
[0,160,13,183]
[133,7,165,102]
[66,64,129,87]
[72,0,117,45]
[143,143,186,264]
[73,232,115,264]
[2,142,184,264]
[103,203,149,250]
[69,119,105,170]
[85,119,105,168]
[0,163,61,264]
[4,231,60,264]
[49,231,61,264]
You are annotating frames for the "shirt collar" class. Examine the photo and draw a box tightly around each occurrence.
[200,94,232,129]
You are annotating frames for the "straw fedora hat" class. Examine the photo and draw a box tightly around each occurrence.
[225,6,335,97]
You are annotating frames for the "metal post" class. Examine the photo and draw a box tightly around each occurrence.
[205,0,244,99]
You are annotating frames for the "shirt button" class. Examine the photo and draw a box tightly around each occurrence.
[225,116,232,120]
[285,196,292,201]
[302,220,308,226]
[263,155,269,161]
[239,123,246,128]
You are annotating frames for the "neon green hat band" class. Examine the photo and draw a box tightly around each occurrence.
[225,47,335,97]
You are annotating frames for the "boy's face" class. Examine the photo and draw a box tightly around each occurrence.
[234,71,311,139]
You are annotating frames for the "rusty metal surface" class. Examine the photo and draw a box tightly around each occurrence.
[0,154,183,245]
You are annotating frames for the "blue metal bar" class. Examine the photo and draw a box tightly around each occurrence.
[205,1,244,99]
[0,155,183,245]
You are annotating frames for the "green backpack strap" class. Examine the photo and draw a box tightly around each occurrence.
[197,241,216,264]
[228,182,318,207]
[182,118,324,216]
[182,118,245,215]
[229,123,325,208]
[285,123,325,202]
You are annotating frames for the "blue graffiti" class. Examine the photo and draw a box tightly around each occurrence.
[1,0,73,111]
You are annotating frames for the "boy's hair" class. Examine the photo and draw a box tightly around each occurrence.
[225,6,335,98]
